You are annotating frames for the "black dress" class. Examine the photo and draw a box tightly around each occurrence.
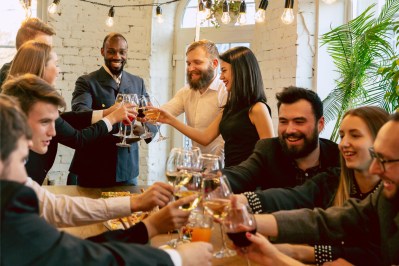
[219,102,271,167]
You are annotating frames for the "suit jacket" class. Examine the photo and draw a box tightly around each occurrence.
[25,111,109,185]
[222,137,340,193]
[70,67,156,187]
[0,180,174,266]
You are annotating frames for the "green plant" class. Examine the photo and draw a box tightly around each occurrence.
[320,0,399,141]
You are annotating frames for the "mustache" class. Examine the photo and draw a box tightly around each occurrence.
[282,132,305,139]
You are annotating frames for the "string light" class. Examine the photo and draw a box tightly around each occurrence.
[20,0,32,18]
[105,6,114,27]
[237,0,247,25]
[255,0,268,23]
[221,0,231,25]
[156,6,164,24]
[281,0,295,25]
[205,0,212,19]
[198,1,207,21]
[48,0,60,14]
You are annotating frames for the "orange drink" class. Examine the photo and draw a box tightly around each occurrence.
[191,227,212,242]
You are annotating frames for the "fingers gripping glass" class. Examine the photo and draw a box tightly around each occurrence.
[369,147,399,172]
[113,93,125,137]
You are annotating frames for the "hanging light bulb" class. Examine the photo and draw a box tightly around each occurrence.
[281,0,294,25]
[105,6,115,27]
[322,0,337,4]
[20,0,32,18]
[156,6,164,24]
[48,0,60,14]
[204,0,212,19]
[198,1,207,21]
[255,0,268,23]
[236,0,247,25]
[221,0,231,24]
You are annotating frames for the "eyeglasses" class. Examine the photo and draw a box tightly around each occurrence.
[368,147,399,172]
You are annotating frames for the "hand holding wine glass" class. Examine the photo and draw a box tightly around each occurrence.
[137,95,154,140]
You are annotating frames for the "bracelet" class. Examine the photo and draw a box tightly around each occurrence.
[314,244,333,266]
[243,191,263,214]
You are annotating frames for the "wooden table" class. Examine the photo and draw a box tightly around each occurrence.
[44,185,256,266]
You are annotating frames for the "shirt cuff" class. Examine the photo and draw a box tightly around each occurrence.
[92,110,104,124]
[103,196,132,218]
[163,249,182,266]
[101,117,113,132]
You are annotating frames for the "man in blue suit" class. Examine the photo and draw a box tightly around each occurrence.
[71,32,156,187]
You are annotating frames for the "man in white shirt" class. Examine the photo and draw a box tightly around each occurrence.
[2,74,192,234]
[162,40,227,158]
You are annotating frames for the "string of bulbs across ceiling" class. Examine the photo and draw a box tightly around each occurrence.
[26,0,338,27]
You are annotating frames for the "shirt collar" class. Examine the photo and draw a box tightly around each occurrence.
[103,64,122,85]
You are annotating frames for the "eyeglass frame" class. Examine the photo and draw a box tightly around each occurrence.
[368,147,399,172]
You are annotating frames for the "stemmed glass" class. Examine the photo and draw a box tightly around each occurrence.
[224,202,257,265]
[146,95,168,142]
[116,94,132,148]
[202,174,237,258]
[126,93,140,140]
[113,93,125,137]
[137,96,154,140]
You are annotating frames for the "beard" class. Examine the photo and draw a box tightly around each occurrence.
[279,126,319,159]
[104,58,126,76]
[187,63,215,91]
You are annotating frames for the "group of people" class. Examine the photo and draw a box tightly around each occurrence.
[1,16,398,266]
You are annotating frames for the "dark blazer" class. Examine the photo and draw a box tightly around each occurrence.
[70,67,156,187]
[222,137,340,193]
[0,180,174,266]
[25,111,109,185]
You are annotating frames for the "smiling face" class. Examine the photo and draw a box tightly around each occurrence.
[278,99,324,158]
[27,101,58,154]
[101,36,127,76]
[186,47,217,91]
[219,60,232,91]
[0,137,30,183]
[369,120,399,201]
[338,115,374,173]
[43,51,59,86]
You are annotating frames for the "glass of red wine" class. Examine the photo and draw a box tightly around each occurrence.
[224,202,257,265]
[116,94,132,147]
[138,95,154,140]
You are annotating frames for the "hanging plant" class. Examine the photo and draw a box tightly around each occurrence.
[207,0,241,28]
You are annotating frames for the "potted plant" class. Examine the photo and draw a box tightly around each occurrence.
[320,0,399,141]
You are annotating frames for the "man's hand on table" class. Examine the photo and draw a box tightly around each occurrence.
[130,182,174,212]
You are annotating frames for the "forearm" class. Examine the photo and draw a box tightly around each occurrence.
[255,214,278,237]
[168,116,215,146]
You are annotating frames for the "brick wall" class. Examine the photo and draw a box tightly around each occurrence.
[46,0,317,185]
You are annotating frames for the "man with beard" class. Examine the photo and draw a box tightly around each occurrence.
[71,32,156,187]
[162,40,227,157]
[243,112,399,266]
[222,86,340,195]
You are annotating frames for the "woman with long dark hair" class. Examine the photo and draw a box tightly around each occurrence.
[157,46,274,167]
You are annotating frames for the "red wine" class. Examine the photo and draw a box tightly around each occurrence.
[227,229,257,247]
[122,115,134,125]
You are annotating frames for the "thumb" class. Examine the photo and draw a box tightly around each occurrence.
[246,232,265,245]
[173,194,197,208]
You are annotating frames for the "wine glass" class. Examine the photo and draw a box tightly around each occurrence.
[199,153,222,177]
[224,202,257,265]
[116,94,131,147]
[202,174,237,258]
[112,93,125,137]
[145,95,168,142]
[126,93,140,140]
[137,95,154,140]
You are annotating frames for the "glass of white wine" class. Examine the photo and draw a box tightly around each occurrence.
[202,175,237,258]
[112,93,125,137]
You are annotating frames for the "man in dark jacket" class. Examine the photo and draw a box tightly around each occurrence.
[223,86,340,195]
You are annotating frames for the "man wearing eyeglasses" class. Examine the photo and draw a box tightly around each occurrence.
[245,112,399,266]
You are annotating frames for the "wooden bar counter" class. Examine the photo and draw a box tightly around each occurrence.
[44,185,256,266]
